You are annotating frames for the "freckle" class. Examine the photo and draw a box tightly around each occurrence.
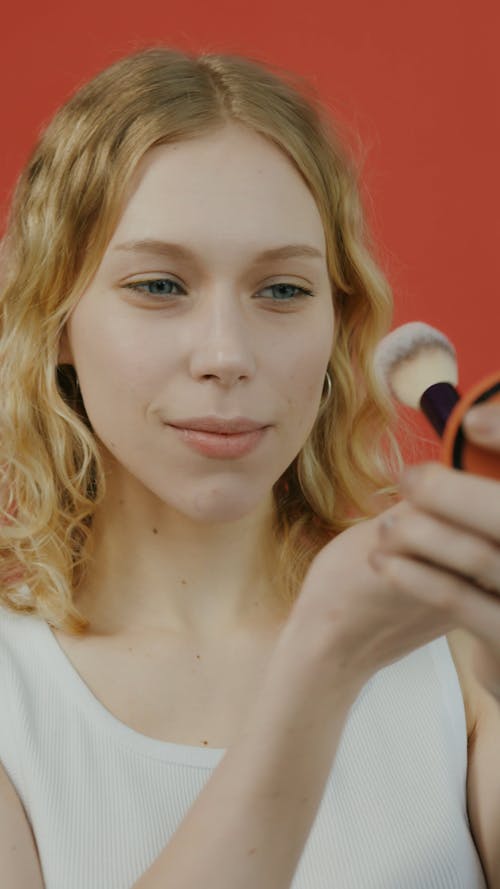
[202,739,208,746]
[152,527,158,534]
[248,848,257,855]
[180,578,187,585]
[196,654,200,659]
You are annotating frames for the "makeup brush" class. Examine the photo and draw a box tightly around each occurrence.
[373,321,500,480]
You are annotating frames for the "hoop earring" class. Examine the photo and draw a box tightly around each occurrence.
[320,369,332,408]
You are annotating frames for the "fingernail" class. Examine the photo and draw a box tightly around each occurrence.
[380,513,396,533]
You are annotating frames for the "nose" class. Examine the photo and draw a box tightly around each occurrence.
[188,291,257,387]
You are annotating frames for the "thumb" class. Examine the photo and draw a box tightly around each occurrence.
[462,403,500,451]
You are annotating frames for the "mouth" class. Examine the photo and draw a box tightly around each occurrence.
[167,424,269,458]
[167,416,268,434]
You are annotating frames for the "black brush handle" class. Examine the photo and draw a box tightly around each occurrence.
[420,382,460,437]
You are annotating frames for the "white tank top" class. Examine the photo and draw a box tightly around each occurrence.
[0,605,487,889]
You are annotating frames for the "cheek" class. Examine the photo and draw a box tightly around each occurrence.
[282,324,333,413]
[72,300,153,389]
[302,367,328,414]
[277,361,329,450]
[69,312,157,436]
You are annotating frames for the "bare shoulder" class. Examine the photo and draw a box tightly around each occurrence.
[447,630,500,887]
[446,628,483,740]
[446,628,499,747]
[0,759,44,888]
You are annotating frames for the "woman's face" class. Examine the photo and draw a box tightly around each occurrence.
[59,122,335,523]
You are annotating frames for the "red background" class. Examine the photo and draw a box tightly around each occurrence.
[1,0,498,463]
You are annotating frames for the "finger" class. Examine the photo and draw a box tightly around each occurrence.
[370,551,500,650]
[399,462,500,544]
[462,404,500,450]
[377,508,500,594]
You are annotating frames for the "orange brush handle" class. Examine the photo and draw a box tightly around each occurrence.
[441,371,500,480]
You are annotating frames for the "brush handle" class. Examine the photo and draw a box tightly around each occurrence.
[420,371,500,480]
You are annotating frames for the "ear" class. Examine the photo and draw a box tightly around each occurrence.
[58,325,73,365]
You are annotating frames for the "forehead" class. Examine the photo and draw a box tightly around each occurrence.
[110,125,327,255]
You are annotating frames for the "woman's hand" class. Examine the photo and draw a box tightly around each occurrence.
[370,402,500,700]
[288,501,459,688]
[287,402,500,697]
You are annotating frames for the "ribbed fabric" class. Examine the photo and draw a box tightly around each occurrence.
[0,604,487,889]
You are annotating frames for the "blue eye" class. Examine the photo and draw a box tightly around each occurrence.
[124,278,315,303]
[126,279,183,297]
[260,283,315,301]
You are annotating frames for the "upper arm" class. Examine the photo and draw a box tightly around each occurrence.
[0,758,44,889]
[448,629,500,889]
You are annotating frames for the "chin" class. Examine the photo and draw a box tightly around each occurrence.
[168,482,268,523]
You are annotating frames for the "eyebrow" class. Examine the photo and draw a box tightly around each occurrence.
[112,238,324,263]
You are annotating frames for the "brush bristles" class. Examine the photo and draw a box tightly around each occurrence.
[374,321,458,409]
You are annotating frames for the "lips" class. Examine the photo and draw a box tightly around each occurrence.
[169,424,269,458]
[168,417,267,434]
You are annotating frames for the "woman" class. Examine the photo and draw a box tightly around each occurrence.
[0,46,498,888]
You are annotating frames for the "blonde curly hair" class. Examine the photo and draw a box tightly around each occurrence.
[0,45,409,635]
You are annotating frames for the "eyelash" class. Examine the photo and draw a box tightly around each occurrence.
[124,278,315,304]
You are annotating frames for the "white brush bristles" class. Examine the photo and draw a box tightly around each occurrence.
[373,321,458,409]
